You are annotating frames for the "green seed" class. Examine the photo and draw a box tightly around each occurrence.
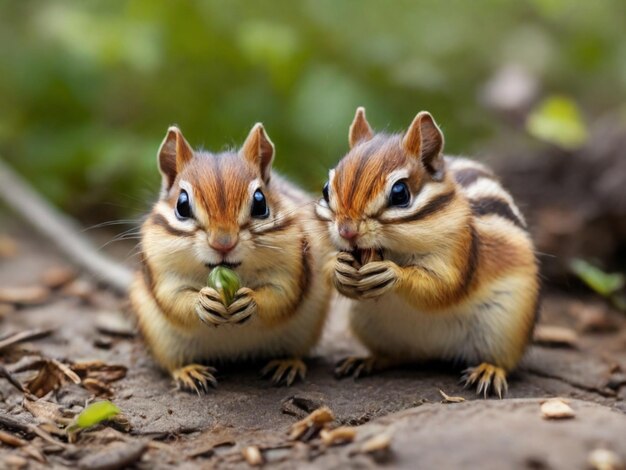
[207,266,241,306]
[75,400,120,429]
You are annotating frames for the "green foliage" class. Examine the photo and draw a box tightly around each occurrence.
[0,1,625,220]
[207,266,241,306]
[569,259,625,297]
[526,96,588,149]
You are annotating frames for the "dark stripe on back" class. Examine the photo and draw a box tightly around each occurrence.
[460,224,480,294]
[151,213,196,237]
[453,167,494,187]
[470,197,525,228]
[296,237,312,307]
[382,191,455,224]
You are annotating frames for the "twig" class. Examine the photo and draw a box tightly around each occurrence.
[0,328,53,353]
[0,158,133,294]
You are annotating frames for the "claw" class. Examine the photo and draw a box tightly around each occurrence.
[461,363,508,399]
[334,356,377,379]
[172,364,218,395]
[261,358,306,386]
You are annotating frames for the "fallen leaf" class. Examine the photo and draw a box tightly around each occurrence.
[439,389,466,403]
[588,448,624,470]
[40,266,76,289]
[72,360,127,383]
[24,359,80,398]
[82,378,114,397]
[320,426,357,446]
[541,398,575,420]
[242,446,264,466]
[0,286,49,305]
[289,406,335,441]
[0,429,27,447]
[23,398,73,427]
[569,259,625,298]
[533,325,578,348]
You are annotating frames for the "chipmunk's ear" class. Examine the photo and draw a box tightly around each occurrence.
[241,123,275,183]
[349,106,373,149]
[158,126,194,191]
[402,111,445,181]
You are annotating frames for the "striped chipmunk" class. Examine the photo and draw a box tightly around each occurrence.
[130,123,332,393]
[316,107,540,398]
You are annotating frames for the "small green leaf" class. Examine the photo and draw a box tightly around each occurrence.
[569,259,625,297]
[75,401,120,429]
[526,96,588,149]
[207,266,241,306]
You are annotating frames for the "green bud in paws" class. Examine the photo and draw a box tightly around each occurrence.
[207,266,241,306]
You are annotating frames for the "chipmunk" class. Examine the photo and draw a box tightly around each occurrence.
[130,123,332,393]
[315,107,539,398]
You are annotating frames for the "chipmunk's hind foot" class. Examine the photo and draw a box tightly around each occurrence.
[172,364,218,395]
[461,363,508,399]
[334,356,378,379]
[261,358,306,386]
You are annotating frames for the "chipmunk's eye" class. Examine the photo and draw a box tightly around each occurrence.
[251,189,269,219]
[389,181,410,207]
[175,190,192,219]
[322,182,330,204]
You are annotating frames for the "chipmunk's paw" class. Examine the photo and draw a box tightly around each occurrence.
[461,363,508,399]
[227,287,256,324]
[333,252,361,298]
[172,364,218,394]
[334,356,377,379]
[356,261,399,299]
[261,358,306,386]
[196,287,229,326]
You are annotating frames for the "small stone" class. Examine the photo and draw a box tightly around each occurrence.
[533,325,578,348]
[540,398,575,420]
[95,311,135,337]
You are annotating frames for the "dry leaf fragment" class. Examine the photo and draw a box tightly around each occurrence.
[320,426,357,446]
[540,398,575,419]
[0,286,49,306]
[242,446,264,466]
[24,359,80,398]
[588,448,624,470]
[358,432,393,462]
[533,325,578,348]
[71,360,127,383]
[0,328,53,352]
[82,378,114,397]
[23,398,73,427]
[289,406,335,441]
[439,389,466,403]
[40,266,76,289]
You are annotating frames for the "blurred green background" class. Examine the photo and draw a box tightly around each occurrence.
[1,0,625,221]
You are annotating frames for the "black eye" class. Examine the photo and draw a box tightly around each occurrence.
[175,190,192,219]
[389,181,410,207]
[251,189,269,218]
[322,182,329,203]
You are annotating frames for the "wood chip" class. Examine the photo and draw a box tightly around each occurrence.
[40,266,76,289]
[95,312,135,337]
[0,430,27,447]
[439,389,466,403]
[78,441,147,470]
[289,406,335,441]
[242,446,264,466]
[540,398,575,419]
[0,328,53,352]
[588,448,624,470]
[320,426,357,446]
[358,432,393,462]
[0,234,18,258]
[0,286,49,306]
[533,325,578,348]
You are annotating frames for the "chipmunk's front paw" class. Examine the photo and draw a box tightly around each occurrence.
[333,251,361,298]
[226,287,257,324]
[461,362,508,399]
[261,358,307,386]
[172,364,218,394]
[196,287,229,326]
[356,261,399,299]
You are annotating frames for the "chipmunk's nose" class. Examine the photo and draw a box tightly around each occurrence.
[338,222,359,242]
[209,232,238,254]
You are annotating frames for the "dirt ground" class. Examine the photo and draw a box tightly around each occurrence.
[1,223,625,469]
